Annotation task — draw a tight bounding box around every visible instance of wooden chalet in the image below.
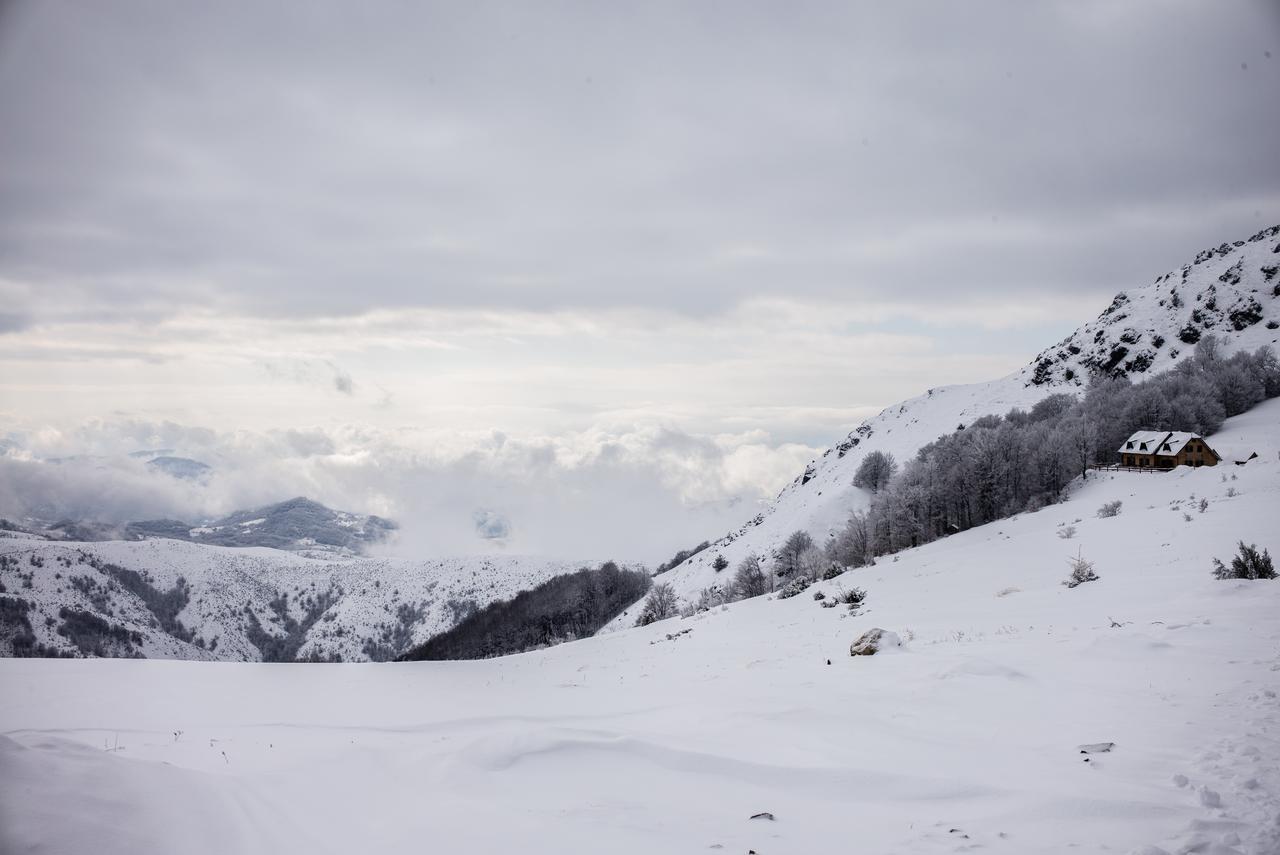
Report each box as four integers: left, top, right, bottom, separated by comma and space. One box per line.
1117, 431, 1221, 470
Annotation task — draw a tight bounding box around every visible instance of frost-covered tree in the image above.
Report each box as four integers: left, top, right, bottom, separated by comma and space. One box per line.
728, 555, 768, 600
635, 582, 678, 626
694, 585, 727, 612
1214, 362, 1265, 417
853, 450, 898, 493
1121, 386, 1174, 432
1029, 393, 1075, 423
796, 546, 826, 581
826, 512, 871, 568
775, 530, 814, 577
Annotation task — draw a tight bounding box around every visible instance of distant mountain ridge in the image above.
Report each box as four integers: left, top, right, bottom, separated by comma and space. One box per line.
127, 496, 398, 555
145, 456, 211, 481
7, 497, 398, 557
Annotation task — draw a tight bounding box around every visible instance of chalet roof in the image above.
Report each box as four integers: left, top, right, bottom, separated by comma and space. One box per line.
1117, 430, 1219, 458
1156, 432, 1199, 456
1118, 431, 1170, 455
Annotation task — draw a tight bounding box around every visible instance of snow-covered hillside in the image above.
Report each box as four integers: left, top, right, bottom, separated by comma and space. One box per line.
3, 398, 1278, 855
0, 535, 597, 662
648, 225, 1280, 604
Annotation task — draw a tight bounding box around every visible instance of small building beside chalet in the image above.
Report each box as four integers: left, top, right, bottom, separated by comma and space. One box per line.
1117, 431, 1221, 469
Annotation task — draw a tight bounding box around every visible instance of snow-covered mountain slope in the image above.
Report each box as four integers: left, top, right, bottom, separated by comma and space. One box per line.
10, 496, 398, 556
0, 535, 596, 662
646, 224, 1280, 605
3, 399, 1277, 855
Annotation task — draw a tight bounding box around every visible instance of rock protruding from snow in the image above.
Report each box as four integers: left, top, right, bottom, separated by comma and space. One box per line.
849, 628, 902, 656
1022, 224, 1280, 389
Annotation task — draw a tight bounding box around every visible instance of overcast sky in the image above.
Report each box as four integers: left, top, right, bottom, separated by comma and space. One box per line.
0, 1, 1277, 558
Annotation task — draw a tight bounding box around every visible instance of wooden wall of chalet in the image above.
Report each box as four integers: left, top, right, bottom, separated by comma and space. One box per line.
1172, 439, 1219, 467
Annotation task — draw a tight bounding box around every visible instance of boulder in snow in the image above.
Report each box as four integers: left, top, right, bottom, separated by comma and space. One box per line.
849, 628, 902, 656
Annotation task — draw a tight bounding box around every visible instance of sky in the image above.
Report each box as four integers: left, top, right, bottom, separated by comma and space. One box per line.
0, 1, 1278, 561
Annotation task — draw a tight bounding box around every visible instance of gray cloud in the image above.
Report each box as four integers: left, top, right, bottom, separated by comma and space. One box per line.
0, 311, 30, 334
2, 2, 1278, 559
329, 364, 355, 396
1, 1, 1277, 327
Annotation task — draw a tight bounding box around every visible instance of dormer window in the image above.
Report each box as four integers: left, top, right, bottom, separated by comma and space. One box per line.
1126, 441, 1134, 449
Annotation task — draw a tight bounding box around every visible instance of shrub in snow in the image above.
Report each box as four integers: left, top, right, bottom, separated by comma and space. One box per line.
635, 582, 678, 626
776, 576, 812, 599
711, 554, 729, 573
1226, 487, 1238, 498
837, 587, 866, 610
694, 586, 726, 613
1057, 526, 1077, 540
812, 590, 825, 601
820, 564, 844, 580
849, 628, 901, 656
1199, 498, 1209, 513
1096, 501, 1122, 519
1211, 542, 1276, 580
1063, 549, 1099, 588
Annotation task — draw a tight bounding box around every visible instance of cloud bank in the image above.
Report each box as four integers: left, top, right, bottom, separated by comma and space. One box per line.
0, 419, 819, 563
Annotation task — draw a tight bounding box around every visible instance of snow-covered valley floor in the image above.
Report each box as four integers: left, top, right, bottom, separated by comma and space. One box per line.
3, 402, 1280, 855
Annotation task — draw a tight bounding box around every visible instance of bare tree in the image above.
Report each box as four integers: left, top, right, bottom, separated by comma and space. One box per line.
635, 582, 678, 626
728, 555, 768, 600
775, 530, 814, 577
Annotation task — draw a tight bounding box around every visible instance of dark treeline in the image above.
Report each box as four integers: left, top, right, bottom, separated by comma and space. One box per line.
653, 540, 712, 574
401, 562, 651, 660
828, 339, 1280, 566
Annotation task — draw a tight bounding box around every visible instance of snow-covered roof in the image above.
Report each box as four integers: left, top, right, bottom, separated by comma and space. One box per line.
1118, 431, 1170, 454
1118, 430, 1215, 457
1156, 432, 1198, 456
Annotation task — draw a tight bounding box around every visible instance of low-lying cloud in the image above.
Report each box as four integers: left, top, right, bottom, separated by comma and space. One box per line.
0, 419, 820, 563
